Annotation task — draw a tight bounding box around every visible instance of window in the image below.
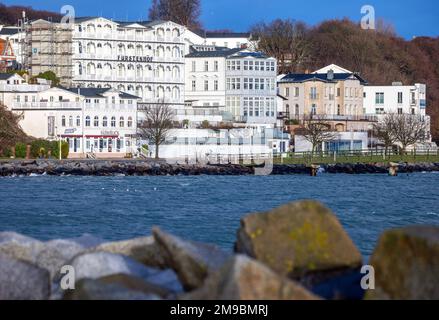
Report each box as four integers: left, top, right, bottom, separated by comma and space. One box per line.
204, 80, 209, 91
85, 116, 90, 127
102, 116, 108, 127
295, 104, 299, 115
398, 92, 403, 104
192, 80, 196, 91
214, 61, 218, 72
337, 104, 341, 115
375, 92, 384, 104
69, 116, 73, 127
295, 87, 299, 97
119, 117, 125, 127
76, 116, 81, 127
191, 61, 196, 72
127, 117, 133, 128
204, 61, 209, 72
111, 116, 116, 127
94, 116, 99, 127
311, 104, 317, 115
398, 108, 403, 114
61, 116, 66, 127
285, 88, 290, 97
310, 87, 318, 100
214, 80, 218, 91
337, 88, 341, 97
244, 61, 248, 71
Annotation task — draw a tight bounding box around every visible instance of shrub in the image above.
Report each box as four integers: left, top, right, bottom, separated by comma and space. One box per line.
50, 141, 69, 159
30, 140, 51, 158
201, 120, 210, 129
15, 142, 27, 158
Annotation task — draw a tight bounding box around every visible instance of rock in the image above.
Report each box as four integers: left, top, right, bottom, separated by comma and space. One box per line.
51, 251, 183, 299
153, 227, 230, 290
66, 252, 159, 282
91, 236, 166, 268
63, 277, 161, 300
182, 255, 320, 300
366, 226, 439, 300
0, 253, 50, 300
236, 201, 362, 278
36, 239, 86, 279
0, 232, 45, 263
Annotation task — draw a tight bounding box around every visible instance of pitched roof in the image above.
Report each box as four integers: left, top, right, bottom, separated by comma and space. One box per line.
205, 32, 250, 39
279, 73, 368, 85
63, 87, 140, 99
0, 28, 20, 36
185, 47, 243, 58
0, 73, 14, 80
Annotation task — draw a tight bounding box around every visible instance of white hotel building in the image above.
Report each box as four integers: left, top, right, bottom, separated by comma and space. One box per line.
26, 17, 186, 108
8, 85, 139, 157
185, 46, 278, 124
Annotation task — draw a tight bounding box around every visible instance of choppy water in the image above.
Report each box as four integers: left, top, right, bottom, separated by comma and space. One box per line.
1, 173, 438, 260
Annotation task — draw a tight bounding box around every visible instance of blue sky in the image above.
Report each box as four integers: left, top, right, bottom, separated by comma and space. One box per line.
3, 0, 438, 39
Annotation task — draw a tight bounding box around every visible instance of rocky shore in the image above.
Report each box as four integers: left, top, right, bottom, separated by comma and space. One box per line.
1, 159, 439, 176
0, 200, 438, 300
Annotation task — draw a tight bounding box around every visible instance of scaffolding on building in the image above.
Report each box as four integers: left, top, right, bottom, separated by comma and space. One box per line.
21, 15, 74, 86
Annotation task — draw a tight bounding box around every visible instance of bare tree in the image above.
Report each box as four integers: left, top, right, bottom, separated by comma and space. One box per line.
148, 0, 160, 21
250, 19, 311, 74
393, 113, 427, 154
372, 113, 398, 155
299, 115, 337, 156
138, 102, 175, 159
0, 103, 27, 154
148, 0, 202, 29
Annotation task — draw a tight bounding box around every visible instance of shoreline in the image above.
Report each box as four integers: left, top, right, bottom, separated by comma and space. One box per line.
1, 159, 439, 176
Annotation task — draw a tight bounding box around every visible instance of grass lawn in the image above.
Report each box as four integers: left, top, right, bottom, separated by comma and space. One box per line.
274, 154, 439, 165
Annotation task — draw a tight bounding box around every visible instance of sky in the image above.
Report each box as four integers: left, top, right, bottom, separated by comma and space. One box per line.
2, 0, 439, 39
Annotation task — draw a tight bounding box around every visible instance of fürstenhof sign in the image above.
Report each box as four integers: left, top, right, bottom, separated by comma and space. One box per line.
117, 55, 153, 63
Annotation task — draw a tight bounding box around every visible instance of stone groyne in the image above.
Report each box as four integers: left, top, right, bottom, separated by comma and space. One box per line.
1, 200, 438, 300
0, 159, 439, 176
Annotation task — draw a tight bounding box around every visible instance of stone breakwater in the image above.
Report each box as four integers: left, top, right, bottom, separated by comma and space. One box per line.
1, 159, 439, 176
0, 200, 438, 300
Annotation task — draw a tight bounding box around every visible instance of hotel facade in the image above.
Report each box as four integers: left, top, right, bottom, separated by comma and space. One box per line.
25, 17, 186, 108
185, 46, 278, 124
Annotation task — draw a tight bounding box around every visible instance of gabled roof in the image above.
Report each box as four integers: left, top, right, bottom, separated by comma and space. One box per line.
205, 32, 250, 39
64, 87, 140, 99
0, 73, 15, 80
313, 64, 353, 74
185, 47, 243, 58
279, 73, 368, 85
0, 28, 20, 36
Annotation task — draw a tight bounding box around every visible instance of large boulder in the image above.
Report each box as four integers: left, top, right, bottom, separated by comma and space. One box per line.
51, 251, 183, 299
36, 239, 86, 279
366, 226, 439, 300
0, 232, 45, 263
91, 236, 166, 268
153, 227, 230, 291
0, 253, 50, 300
63, 277, 161, 300
236, 201, 362, 278
182, 255, 320, 300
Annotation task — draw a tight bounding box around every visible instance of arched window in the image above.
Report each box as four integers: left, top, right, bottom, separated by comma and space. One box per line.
172, 28, 180, 38
127, 117, 133, 128
102, 116, 108, 127
85, 116, 91, 127
76, 116, 81, 127
69, 116, 73, 127
119, 117, 125, 127
111, 116, 116, 127
61, 115, 66, 127
94, 116, 99, 127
